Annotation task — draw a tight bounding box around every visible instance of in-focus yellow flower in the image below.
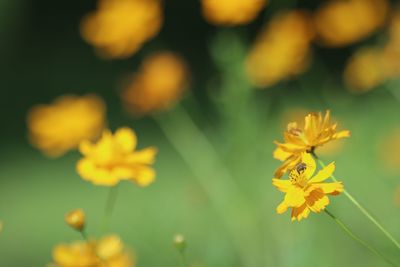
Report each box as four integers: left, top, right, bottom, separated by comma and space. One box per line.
77, 127, 157, 186
273, 110, 350, 178
245, 10, 314, 88
80, 0, 163, 59
52, 235, 134, 267
121, 51, 189, 116
201, 0, 267, 26
272, 152, 344, 221
65, 209, 85, 231
314, 0, 388, 47
27, 94, 106, 157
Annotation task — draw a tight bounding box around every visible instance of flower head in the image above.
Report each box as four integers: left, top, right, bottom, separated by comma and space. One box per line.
76, 127, 157, 186
121, 51, 189, 116
27, 94, 106, 157
274, 110, 350, 178
65, 209, 85, 231
314, 0, 388, 47
80, 0, 163, 59
52, 235, 134, 267
245, 10, 314, 88
272, 152, 344, 221
201, 0, 267, 26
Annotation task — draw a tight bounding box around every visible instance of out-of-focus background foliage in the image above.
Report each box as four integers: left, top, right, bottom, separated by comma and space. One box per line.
1, 0, 400, 266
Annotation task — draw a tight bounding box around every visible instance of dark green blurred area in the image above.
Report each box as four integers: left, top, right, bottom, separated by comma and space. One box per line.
1, 1, 400, 267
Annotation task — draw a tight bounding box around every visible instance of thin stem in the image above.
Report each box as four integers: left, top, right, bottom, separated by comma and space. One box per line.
80, 229, 89, 241
153, 105, 263, 267
325, 209, 397, 267
177, 251, 188, 267
313, 153, 400, 252
101, 185, 119, 233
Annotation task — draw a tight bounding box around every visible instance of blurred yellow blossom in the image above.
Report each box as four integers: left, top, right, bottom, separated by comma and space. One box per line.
65, 209, 85, 231
274, 110, 350, 178
273, 152, 343, 221
121, 51, 189, 115
27, 94, 106, 157
314, 0, 388, 47
52, 235, 134, 267
201, 0, 267, 26
77, 127, 157, 186
245, 10, 314, 88
378, 128, 400, 173
344, 47, 387, 93
80, 0, 163, 59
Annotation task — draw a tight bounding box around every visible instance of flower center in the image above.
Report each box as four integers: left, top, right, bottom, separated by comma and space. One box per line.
289, 163, 308, 187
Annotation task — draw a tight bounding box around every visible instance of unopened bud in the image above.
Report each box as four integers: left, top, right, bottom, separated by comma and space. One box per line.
173, 234, 186, 253
65, 209, 85, 231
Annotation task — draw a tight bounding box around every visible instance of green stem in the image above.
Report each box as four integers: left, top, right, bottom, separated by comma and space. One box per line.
154, 105, 263, 267
325, 209, 397, 267
101, 185, 119, 233
313, 153, 400, 252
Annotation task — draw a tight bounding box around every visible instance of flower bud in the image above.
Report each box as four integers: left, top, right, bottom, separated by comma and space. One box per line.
65, 209, 85, 231
173, 234, 186, 253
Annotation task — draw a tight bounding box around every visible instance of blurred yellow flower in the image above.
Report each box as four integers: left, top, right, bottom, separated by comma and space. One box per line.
121, 51, 189, 116
378, 128, 400, 173
80, 0, 163, 59
272, 152, 343, 221
245, 10, 314, 88
65, 209, 85, 231
27, 94, 106, 157
344, 47, 387, 93
77, 127, 157, 186
273, 110, 350, 178
314, 0, 388, 47
201, 0, 267, 26
52, 235, 134, 267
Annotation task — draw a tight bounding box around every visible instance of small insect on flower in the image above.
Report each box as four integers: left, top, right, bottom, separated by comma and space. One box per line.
76, 127, 157, 187
273, 110, 350, 178
272, 152, 344, 221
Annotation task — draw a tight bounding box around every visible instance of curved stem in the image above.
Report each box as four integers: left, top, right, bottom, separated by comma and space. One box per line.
313, 153, 400, 252
101, 185, 119, 233
325, 209, 397, 267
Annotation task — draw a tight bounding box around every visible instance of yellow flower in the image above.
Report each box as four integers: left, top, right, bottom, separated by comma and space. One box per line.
314, 0, 388, 47
27, 94, 106, 157
272, 152, 344, 221
245, 10, 314, 88
344, 47, 387, 93
65, 209, 85, 231
121, 51, 189, 116
52, 235, 134, 267
77, 127, 157, 186
201, 0, 267, 26
80, 0, 163, 59
273, 111, 350, 178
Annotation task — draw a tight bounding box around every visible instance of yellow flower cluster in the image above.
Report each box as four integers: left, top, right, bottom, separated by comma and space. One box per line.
201, 0, 267, 26
245, 10, 314, 88
52, 235, 134, 267
273, 153, 343, 221
344, 11, 400, 92
77, 127, 157, 186
272, 111, 349, 221
80, 0, 163, 59
314, 0, 388, 47
27, 94, 106, 157
273, 110, 350, 178
121, 51, 189, 116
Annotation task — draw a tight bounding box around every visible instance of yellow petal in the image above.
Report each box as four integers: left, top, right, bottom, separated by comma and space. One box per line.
291, 203, 310, 222
314, 182, 344, 195
274, 154, 301, 178
334, 130, 351, 139
79, 140, 94, 156
308, 161, 335, 183
301, 152, 316, 178
272, 178, 291, 193
273, 147, 292, 161
284, 186, 305, 207
114, 127, 137, 152
76, 159, 120, 186
127, 147, 158, 164
131, 166, 156, 187
277, 201, 288, 214
306, 189, 330, 212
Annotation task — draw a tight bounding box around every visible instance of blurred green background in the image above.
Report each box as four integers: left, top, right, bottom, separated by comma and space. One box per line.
1, 0, 400, 267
